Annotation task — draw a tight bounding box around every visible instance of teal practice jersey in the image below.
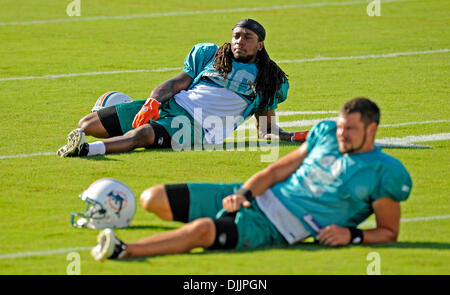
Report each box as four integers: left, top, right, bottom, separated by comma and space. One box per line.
182, 43, 289, 117
269, 120, 413, 237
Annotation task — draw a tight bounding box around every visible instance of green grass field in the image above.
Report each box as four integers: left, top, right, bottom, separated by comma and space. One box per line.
0, 0, 449, 275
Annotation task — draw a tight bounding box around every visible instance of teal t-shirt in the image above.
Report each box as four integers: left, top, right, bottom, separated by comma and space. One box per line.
182, 43, 289, 117
269, 120, 413, 236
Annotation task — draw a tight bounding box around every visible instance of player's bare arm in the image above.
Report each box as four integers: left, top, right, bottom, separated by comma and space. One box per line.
150, 71, 193, 103
316, 197, 400, 246
132, 72, 194, 128
361, 197, 400, 243
254, 110, 293, 141
223, 142, 309, 212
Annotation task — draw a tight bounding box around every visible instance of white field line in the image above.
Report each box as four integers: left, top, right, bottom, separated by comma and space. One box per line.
0, 67, 183, 82
237, 118, 450, 130
279, 117, 338, 128
234, 132, 450, 146
375, 133, 450, 145
0, 0, 408, 27
276, 49, 450, 64
279, 118, 450, 129
380, 120, 450, 127
0, 247, 92, 260
1, 49, 448, 82
277, 111, 339, 116
0, 152, 54, 159
1, 213, 449, 260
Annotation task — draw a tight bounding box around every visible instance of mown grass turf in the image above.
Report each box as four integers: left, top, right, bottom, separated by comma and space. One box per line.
0, 0, 448, 275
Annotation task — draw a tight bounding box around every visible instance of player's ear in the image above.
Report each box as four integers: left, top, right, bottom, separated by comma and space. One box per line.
258, 41, 264, 51
367, 122, 378, 138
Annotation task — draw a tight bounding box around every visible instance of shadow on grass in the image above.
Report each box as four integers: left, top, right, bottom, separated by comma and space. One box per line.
127, 224, 179, 231
77, 155, 121, 161
76, 140, 302, 161
188, 241, 450, 257
110, 241, 450, 264
363, 241, 450, 250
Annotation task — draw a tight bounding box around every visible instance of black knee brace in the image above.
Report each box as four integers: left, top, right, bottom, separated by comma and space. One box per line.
209, 213, 238, 250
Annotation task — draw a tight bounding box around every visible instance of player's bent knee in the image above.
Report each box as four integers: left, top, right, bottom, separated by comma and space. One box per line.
188, 218, 216, 247
140, 185, 173, 220
77, 115, 91, 130
131, 125, 155, 148
77, 113, 109, 137
139, 186, 162, 211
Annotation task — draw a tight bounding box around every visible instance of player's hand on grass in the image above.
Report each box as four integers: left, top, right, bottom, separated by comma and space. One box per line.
132, 98, 161, 128
223, 194, 251, 213
316, 225, 351, 247
260, 131, 309, 142
263, 133, 280, 141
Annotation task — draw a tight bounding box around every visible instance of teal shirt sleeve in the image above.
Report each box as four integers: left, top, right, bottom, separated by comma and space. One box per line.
183, 43, 219, 78
306, 121, 337, 153
373, 157, 413, 202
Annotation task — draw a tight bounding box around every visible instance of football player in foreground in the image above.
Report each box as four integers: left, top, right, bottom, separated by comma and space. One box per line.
57, 19, 307, 158
91, 98, 412, 261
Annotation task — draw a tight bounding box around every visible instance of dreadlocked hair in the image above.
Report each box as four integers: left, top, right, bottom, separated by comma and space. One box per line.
213, 42, 288, 111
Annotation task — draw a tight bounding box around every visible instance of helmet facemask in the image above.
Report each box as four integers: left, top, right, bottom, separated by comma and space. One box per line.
71, 196, 108, 229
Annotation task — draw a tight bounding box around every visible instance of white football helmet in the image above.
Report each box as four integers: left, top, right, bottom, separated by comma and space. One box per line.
91, 91, 133, 112
71, 178, 136, 229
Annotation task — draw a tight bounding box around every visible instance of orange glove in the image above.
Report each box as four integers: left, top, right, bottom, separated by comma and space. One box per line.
291, 131, 309, 142
132, 98, 161, 128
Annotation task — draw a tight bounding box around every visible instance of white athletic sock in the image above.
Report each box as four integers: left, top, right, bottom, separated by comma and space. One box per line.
87, 141, 106, 156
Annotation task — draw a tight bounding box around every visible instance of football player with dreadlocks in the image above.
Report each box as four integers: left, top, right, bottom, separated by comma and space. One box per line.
57, 19, 308, 157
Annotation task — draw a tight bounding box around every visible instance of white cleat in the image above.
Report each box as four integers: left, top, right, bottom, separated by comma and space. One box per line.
91, 229, 126, 261
57, 128, 86, 157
